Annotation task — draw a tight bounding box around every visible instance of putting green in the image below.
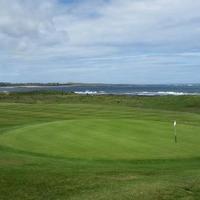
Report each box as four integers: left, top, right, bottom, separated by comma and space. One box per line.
0, 119, 200, 160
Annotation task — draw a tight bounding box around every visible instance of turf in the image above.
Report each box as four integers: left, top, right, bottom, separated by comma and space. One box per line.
0, 94, 200, 200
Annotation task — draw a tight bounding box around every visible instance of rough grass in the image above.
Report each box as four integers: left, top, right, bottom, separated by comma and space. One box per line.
0, 94, 200, 200
1, 92, 200, 113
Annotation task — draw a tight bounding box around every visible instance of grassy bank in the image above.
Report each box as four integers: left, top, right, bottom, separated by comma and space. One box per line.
1, 92, 200, 113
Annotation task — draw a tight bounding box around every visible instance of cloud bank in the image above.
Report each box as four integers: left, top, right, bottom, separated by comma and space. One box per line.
0, 0, 200, 83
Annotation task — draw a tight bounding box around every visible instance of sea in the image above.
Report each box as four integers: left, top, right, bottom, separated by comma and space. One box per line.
1, 84, 200, 96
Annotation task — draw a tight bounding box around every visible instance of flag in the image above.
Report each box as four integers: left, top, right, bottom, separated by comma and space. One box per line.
174, 121, 176, 127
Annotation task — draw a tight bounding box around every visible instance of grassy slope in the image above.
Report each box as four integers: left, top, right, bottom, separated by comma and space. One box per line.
0, 93, 200, 200
1, 92, 200, 113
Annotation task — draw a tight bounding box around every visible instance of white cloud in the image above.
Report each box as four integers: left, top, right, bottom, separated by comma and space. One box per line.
1, 0, 200, 56
0, 0, 200, 83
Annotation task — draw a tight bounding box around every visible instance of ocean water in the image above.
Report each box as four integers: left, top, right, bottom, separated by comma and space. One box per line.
0, 84, 200, 96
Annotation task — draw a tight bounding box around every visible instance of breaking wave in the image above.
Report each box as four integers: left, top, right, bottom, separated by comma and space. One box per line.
74, 90, 199, 96
74, 90, 105, 95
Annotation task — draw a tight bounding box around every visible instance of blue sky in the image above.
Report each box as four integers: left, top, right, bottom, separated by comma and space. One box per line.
0, 0, 200, 84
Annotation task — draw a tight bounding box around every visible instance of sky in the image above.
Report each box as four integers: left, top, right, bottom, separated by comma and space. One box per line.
0, 0, 200, 84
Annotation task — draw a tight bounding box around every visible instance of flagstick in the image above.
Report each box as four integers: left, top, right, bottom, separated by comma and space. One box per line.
174, 125, 177, 143
174, 121, 177, 144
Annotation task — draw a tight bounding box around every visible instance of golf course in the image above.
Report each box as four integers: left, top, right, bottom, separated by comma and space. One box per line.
0, 93, 200, 200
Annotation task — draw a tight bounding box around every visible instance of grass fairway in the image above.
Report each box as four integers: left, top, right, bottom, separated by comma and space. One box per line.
0, 94, 200, 200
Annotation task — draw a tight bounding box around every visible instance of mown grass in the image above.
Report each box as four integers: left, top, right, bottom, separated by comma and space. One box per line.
0, 93, 200, 200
